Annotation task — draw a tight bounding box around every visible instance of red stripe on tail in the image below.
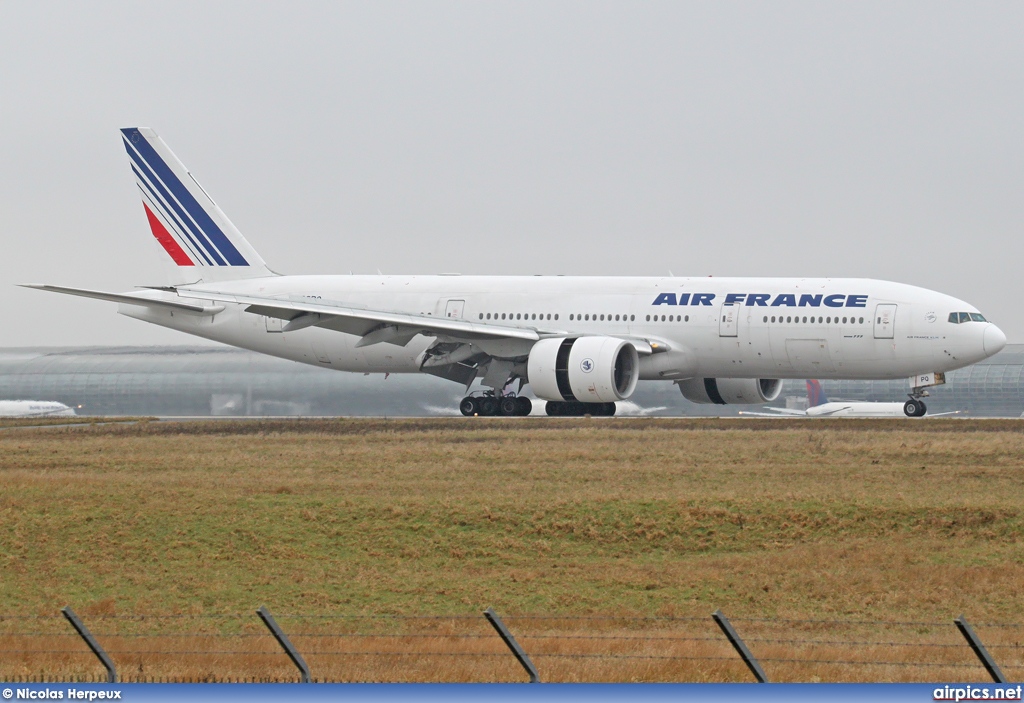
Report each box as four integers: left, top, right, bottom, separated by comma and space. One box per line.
143, 203, 194, 266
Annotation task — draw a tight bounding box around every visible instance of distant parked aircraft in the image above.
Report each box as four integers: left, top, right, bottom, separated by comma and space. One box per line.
0, 400, 77, 418
740, 380, 960, 418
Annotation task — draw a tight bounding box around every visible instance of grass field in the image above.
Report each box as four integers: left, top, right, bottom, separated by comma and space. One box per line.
1, 418, 1022, 682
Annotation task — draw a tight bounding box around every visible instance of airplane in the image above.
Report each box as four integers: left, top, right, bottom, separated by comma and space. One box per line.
0, 400, 77, 418
24, 128, 1008, 417
740, 379, 960, 418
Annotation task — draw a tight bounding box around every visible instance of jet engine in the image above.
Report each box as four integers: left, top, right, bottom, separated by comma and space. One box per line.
677, 378, 783, 404
528, 337, 640, 403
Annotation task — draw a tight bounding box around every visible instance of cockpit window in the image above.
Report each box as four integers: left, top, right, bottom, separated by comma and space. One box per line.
949, 312, 988, 324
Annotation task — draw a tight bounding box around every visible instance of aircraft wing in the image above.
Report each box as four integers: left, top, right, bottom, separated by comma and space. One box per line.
811, 405, 854, 416
737, 409, 806, 417
27, 283, 669, 355
173, 287, 544, 345
738, 407, 806, 416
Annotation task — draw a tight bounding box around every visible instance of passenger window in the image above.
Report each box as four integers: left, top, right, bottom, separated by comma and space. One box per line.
630, 315, 635, 321
685, 315, 689, 322
771, 316, 776, 323
859, 317, 864, 324
554, 314, 559, 320
763, 316, 768, 323
827, 317, 832, 324
661, 315, 666, 322
786, 316, 791, 323
501, 313, 506, 320
842, 317, 847, 323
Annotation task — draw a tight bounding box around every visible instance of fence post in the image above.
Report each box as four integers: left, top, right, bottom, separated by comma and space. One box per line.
712, 609, 768, 683
61, 606, 116, 683
954, 616, 1007, 684
483, 608, 540, 683
256, 606, 311, 683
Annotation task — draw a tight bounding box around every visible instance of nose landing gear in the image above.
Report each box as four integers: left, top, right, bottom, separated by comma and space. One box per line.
903, 398, 927, 417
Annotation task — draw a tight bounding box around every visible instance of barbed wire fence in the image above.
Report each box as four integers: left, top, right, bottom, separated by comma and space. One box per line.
1, 608, 1020, 684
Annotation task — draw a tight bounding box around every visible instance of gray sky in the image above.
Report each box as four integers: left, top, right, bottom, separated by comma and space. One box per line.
3, 1, 1023, 345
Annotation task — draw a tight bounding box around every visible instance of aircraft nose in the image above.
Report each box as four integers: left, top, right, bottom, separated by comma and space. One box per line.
984, 324, 1007, 356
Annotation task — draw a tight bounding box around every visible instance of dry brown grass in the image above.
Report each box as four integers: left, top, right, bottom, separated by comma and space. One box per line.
1, 418, 1022, 682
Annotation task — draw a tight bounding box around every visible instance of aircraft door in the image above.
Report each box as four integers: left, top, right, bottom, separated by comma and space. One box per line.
874, 304, 897, 339
444, 299, 465, 319
719, 302, 739, 337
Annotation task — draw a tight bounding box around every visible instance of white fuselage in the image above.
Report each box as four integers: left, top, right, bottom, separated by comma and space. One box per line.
117, 275, 1003, 384
0, 401, 76, 418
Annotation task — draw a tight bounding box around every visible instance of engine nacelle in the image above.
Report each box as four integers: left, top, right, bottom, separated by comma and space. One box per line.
677, 378, 783, 404
528, 337, 640, 403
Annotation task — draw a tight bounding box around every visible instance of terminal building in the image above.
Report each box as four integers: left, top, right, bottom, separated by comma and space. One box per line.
0, 345, 1022, 417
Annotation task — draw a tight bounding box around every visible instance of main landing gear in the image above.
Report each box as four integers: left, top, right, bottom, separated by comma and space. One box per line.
460, 392, 533, 417
545, 401, 616, 417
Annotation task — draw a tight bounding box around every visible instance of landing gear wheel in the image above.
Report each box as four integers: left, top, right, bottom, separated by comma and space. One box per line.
499, 397, 519, 416
516, 397, 533, 416
459, 397, 478, 416
478, 397, 498, 416
915, 400, 927, 417
545, 401, 561, 416
903, 399, 920, 417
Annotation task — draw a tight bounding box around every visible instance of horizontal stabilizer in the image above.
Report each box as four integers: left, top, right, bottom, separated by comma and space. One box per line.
21, 284, 222, 313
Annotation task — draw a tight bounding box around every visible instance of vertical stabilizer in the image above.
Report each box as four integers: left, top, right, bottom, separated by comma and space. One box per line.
806, 379, 828, 407
121, 127, 274, 284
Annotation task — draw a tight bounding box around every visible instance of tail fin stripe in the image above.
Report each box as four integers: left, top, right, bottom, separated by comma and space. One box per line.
142, 203, 194, 266
124, 139, 226, 265
136, 182, 209, 266
132, 164, 214, 266
122, 133, 233, 265
121, 130, 248, 265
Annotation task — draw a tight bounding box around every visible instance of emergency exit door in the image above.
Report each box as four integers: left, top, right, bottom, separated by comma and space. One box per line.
444, 299, 465, 319
874, 304, 897, 339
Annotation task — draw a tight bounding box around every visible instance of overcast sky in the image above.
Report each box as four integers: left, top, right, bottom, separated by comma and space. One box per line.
2, 1, 1022, 346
